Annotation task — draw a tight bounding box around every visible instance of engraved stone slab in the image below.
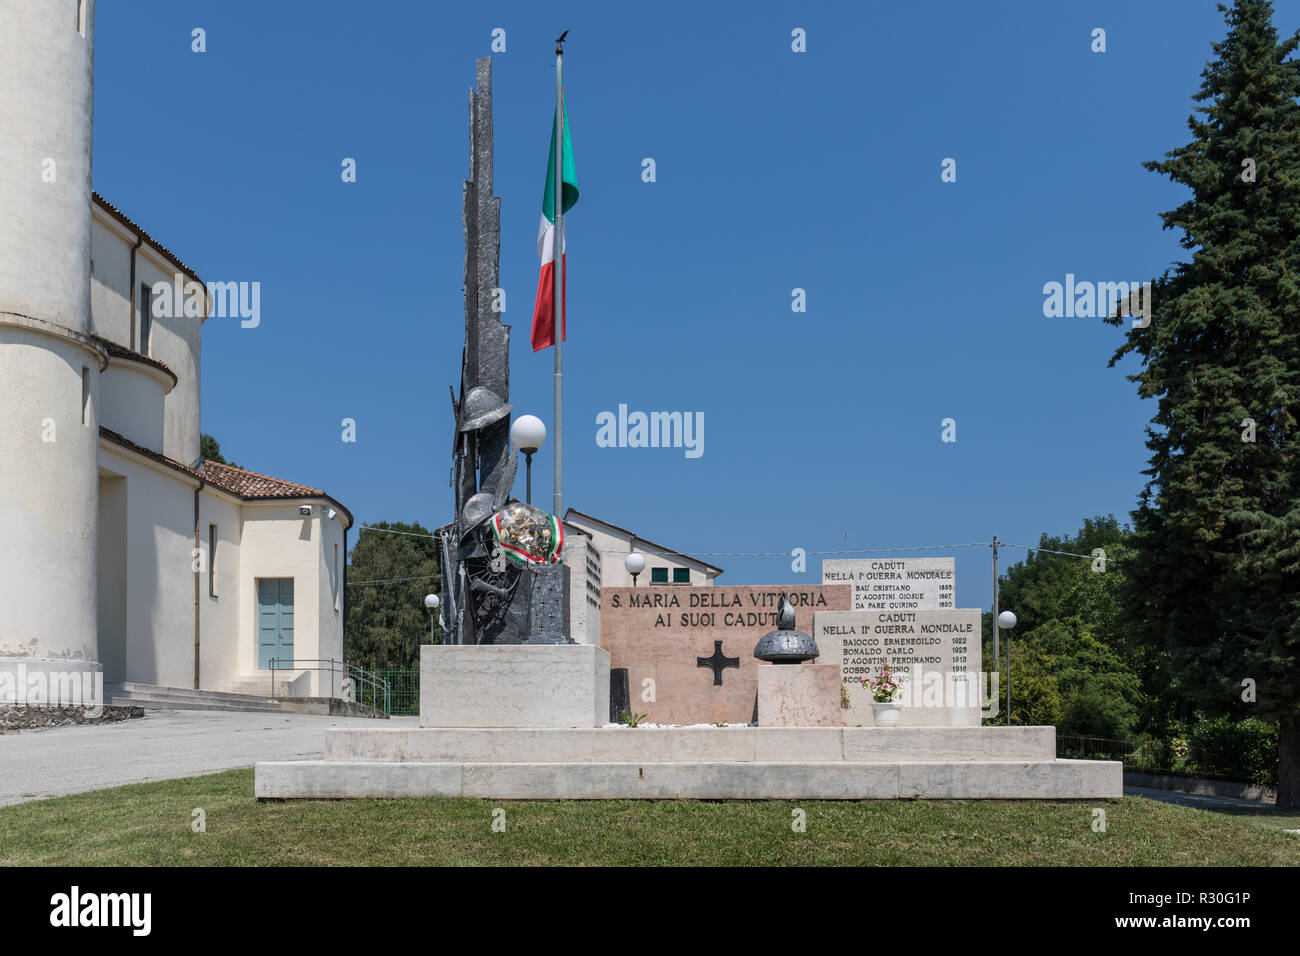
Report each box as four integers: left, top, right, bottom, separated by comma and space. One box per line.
814, 608, 984, 727
822, 557, 956, 611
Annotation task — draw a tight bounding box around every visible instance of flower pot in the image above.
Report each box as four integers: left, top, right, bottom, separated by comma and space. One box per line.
871, 701, 902, 727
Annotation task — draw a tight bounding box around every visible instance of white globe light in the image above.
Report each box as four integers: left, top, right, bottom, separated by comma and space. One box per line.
997, 610, 1017, 630
624, 553, 646, 576
511, 415, 547, 453
424, 594, 440, 609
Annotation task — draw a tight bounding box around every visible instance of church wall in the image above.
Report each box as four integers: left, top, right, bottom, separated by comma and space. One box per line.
198, 490, 243, 692
98, 360, 168, 451
99, 444, 200, 688
89, 216, 131, 345
134, 255, 201, 467
238, 504, 346, 697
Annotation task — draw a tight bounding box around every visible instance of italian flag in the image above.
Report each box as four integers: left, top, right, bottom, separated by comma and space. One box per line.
530, 99, 579, 351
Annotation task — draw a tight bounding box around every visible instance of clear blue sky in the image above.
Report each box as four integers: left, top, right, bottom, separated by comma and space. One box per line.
90, 0, 1300, 612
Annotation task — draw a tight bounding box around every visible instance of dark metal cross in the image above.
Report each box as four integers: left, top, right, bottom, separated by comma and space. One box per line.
697, 641, 739, 686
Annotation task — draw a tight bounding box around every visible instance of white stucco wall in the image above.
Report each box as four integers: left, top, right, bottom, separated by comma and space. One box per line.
565, 517, 718, 588
0, 1, 99, 669
0, 330, 100, 662
89, 211, 203, 466
98, 444, 197, 687
0, 0, 95, 336
98, 360, 169, 451
198, 489, 242, 692
237, 504, 347, 698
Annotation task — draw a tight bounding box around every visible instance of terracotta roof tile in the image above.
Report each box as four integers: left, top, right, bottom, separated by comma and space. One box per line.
89, 333, 178, 386
97, 428, 351, 526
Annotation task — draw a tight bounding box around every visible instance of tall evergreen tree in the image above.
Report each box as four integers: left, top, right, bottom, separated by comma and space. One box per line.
1107, 1, 1300, 807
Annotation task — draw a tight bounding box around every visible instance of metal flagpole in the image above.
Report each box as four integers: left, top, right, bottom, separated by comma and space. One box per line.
552, 37, 565, 519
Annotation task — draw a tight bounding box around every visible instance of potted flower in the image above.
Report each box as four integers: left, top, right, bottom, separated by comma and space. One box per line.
862, 665, 902, 727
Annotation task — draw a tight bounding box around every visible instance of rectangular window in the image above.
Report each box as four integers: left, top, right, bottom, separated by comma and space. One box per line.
208, 524, 218, 597
80, 366, 90, 426
333, 542, 340, 612
138, 282, 152, 355
650, 567, 668, 585
673, 567, 691, 584
77, 1, 87, 37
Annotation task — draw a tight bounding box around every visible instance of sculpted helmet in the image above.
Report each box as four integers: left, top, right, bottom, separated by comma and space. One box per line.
458, 492, 496, 543
459, 387, 513, 432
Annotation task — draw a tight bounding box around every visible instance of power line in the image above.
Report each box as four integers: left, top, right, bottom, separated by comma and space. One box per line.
347, 574, 437, 586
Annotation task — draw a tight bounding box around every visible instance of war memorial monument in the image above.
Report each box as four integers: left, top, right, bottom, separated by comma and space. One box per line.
254, 58, 1122, 801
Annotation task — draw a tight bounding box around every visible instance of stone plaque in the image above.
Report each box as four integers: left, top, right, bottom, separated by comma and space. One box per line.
814, 608, 984, 727
600, 585, 851, 725
821, 557, 956, 611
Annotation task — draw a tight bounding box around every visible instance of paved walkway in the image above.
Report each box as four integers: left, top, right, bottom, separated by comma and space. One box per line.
1124, 784, 1275, 812
0, 710, 418, 807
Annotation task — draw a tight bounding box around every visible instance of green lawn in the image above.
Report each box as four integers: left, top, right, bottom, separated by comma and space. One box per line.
0, 769, 1296, 866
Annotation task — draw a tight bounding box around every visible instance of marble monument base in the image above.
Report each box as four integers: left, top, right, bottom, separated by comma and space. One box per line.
756, 663, 841, 727
255, 725, 1124, 800
418, 643, 609, 729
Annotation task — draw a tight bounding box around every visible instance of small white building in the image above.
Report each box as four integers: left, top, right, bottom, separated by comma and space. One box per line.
564, 509, 723, 588
0, 2, 351, 701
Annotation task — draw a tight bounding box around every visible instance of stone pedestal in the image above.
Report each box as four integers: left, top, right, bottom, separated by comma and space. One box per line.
756, 663, 841, 727
419, 644, 610, 728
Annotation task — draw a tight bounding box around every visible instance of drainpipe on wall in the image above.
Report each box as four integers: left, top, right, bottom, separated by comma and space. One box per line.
127, 235, 143, 349
341, 524, 348, 687
194, 477, 205, 689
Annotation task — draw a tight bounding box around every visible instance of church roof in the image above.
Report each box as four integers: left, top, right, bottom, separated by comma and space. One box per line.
97, 427, 352, 526
563, 508, 725, 575
92, 192, 204, 286
89, 334, 178, 387
202, 461, 354, 525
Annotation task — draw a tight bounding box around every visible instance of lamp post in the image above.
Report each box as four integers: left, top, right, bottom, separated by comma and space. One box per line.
997, 610, 1017, 725
625, 552, 645, 587
424, 593, 440, 644
511, 415, 547, 506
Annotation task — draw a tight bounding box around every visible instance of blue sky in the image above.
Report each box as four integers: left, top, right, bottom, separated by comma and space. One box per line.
91, 0, 1300, 611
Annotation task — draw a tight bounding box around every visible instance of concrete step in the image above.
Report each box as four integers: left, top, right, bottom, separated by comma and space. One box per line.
108, 695, 286, 714
255, 758, 1124, 800
323, 726, 1059, 764
106, 682, 284, 706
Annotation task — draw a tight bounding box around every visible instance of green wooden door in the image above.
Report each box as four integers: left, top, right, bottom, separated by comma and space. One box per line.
257, 578, 294, 668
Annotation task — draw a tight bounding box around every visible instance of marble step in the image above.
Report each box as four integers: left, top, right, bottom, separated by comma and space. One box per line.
322, 726, 1058, 764
255, 757, 1123, 800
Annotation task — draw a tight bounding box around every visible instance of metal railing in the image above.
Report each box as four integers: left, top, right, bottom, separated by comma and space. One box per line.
1056, 734, 1209, 777
268, 658, 391, 714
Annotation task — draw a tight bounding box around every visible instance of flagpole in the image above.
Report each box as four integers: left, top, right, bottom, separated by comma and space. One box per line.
552, 36, 565, 519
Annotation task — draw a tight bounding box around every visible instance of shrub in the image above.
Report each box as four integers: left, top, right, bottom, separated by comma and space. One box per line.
1187, 715, 1278, 786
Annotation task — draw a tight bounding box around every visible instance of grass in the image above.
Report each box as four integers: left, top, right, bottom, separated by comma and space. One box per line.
1, 769, 1298, 866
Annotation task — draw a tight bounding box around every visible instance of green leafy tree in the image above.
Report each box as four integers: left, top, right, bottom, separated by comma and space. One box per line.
345, 521, 440, 671
199, 433, 240, 469
1105, 1, 1300, 807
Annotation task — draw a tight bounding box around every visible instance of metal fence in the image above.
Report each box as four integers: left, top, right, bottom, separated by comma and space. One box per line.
1056, 734, 1209, 777
372, 669, 419, 716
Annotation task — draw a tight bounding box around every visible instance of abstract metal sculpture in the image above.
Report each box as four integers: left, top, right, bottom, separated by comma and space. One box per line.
437, 57, 561, 646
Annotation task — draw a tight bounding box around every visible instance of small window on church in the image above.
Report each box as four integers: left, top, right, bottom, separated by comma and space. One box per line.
138, 283, 152, 355
81, 366, 90, 426
77, 1, 87, 37
673, 568, 690, 584
209, 524, 218, 597
650, 567, 668, 584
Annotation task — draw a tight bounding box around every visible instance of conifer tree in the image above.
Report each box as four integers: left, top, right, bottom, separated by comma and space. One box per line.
1107, 0, 1300, 807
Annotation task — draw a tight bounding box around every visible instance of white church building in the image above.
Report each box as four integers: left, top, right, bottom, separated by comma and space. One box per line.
0, 1, 351, 702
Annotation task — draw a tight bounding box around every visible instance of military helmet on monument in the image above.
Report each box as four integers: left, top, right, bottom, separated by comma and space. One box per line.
458, 386, 513, 432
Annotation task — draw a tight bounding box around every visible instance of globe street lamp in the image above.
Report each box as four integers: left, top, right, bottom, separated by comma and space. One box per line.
625, 552, 646, 587
424, 593, 441, 644
511, 415, 547, 506
997, 610, 1017, 725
